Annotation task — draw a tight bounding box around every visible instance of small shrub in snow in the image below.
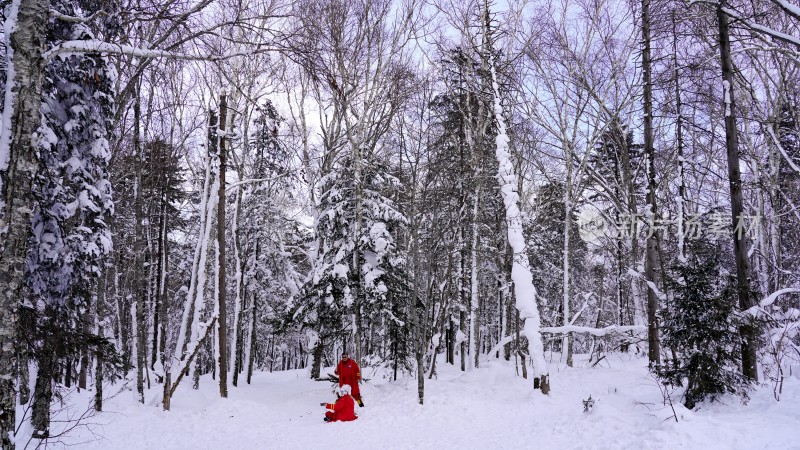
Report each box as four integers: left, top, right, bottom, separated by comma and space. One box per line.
582, 395, 594, 413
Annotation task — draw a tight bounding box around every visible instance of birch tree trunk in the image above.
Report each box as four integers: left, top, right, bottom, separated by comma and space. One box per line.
615, 127, 639, 326
459, 212, 467, 372
189, 109, 221, 390
411, 183, 425, 404
352, 132, 364, 365
175, 134, 214, 363
485, 2, 547, 389
0, 1, 48, 445
562, 148, 573, 367
152, 182, 168, 375
642, 0, 662, 367
470, 182, 481, 369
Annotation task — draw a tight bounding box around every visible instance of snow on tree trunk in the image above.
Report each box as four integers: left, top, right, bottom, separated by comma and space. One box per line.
157, 190, 169, 376
175, 142, 214, 361
489, 59, 547, 384
410, 185, 425, 403
243, 289, 255, 383
212, 219, 222, 388
0, 0, 48, 445
470, 182, 480, 370
185, 110, 221, 388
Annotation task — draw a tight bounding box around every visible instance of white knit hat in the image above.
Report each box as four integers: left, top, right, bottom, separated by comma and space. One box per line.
339, 384, 352, 395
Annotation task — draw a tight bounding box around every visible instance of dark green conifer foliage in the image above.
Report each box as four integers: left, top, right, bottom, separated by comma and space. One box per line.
660, 240, 752, 409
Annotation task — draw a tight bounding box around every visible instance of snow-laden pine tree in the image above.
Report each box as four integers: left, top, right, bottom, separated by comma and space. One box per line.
660, 238, 752, 409
293, 153, 407, 378
25, 0, 120, 437
290, 0, 415, 374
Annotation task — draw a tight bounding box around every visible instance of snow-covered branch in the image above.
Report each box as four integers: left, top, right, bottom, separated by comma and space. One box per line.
719, 6, 800, 50
569, 294, 592, 326
770, 0, 800, 22
766, 126, 800, 174
49, 8, 109, 23
745, 288, 800, 316
43, 40, 276, 62
227, 175, 286, 190
628, 268, 667, 301
169, 316, 217, 398
540, 324, 647, 336
482, 335, 516, 363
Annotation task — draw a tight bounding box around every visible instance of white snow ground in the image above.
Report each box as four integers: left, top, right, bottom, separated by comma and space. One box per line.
38, 353, 800, 450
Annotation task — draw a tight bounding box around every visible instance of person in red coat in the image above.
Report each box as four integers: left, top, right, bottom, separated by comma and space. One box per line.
335, 351, 364, 406
321, 385, 358, 422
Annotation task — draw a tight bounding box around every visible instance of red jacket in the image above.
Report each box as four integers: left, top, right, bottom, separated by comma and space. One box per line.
335, 359, 361, 399
325, 395, 358, 422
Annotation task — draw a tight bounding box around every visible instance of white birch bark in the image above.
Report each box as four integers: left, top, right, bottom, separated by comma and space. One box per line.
562, 176, 573, 367
230, 185, 243, 381
489, 58, 547, 382
186, 175, 219, 379
469, 183, 480, 369
212, 221, 221, 384
0, 0, 48, 444
175, 155, 213, 361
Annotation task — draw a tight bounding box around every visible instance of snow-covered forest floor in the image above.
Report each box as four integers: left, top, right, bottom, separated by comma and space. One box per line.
30, 353, 799, 450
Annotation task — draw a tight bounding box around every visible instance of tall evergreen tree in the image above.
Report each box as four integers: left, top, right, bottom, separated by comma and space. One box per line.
26, 0, 121, 437
660, 239, 752, 409
292, 153, 407, 376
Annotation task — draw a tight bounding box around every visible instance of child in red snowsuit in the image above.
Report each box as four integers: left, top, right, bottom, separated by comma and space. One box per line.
321, 385, 358, 422
335, 351, 364, 407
